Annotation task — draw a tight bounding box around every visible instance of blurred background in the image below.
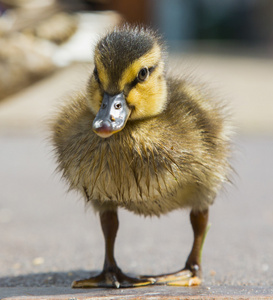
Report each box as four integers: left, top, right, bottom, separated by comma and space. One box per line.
0, 0, 273, 292
0, 0, 272, 132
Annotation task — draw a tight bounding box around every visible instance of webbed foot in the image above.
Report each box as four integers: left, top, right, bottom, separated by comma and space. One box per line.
72, 267, 155, 288
142, 269, 201, 286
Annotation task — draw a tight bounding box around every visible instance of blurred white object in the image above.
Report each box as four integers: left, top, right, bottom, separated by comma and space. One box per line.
0, 0, 55, 9
52, 12, 120, 66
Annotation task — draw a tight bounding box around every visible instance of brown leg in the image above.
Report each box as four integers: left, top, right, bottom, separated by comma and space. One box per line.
72, 210, 154, 288
142, 209, 209, 286
101, 210, 119, 272
185, 209, 209, 277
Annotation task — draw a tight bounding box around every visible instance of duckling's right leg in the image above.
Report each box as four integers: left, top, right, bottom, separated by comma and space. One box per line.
72, 210, 154, 288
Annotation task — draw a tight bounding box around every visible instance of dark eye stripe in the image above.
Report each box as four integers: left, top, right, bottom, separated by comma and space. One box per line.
148, 66, 156, 74
125, 64, 158, 92
126, 77, 139, 91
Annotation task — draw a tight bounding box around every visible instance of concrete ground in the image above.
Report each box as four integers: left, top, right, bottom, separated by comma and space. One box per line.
0, 50, 273, 299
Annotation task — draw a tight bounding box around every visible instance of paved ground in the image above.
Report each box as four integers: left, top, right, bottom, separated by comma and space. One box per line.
0, 52, 273, 299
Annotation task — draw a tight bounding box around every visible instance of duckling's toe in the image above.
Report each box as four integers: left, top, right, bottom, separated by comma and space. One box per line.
142, 269, 201, 287
72, 269, 155, 289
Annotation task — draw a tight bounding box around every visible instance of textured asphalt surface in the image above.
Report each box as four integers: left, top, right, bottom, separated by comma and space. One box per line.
0, 53, 273, 299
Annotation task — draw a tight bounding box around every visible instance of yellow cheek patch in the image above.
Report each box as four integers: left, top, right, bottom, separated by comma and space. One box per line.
127, 63, 167, 119
118, 43, 162, 90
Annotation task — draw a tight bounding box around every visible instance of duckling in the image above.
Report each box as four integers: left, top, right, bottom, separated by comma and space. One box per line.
52, 25, 231, 288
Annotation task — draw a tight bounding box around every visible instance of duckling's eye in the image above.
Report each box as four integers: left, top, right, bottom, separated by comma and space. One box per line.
137, 67, 149, 82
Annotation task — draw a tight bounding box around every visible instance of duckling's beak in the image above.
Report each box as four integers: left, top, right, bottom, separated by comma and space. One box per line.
92, 92, 131, 138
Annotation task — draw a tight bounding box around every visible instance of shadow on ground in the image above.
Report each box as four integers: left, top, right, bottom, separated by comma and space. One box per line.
0, 270, 96, 288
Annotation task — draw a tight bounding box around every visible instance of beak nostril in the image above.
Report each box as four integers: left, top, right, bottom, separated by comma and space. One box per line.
110, 115, 115, 122
114, 103, 122, 110
102, 103, 107, 109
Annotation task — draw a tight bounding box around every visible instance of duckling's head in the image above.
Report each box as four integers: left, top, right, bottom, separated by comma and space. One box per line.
88, 26, 167, 138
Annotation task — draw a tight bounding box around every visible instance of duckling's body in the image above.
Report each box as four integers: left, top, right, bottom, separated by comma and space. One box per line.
55, 79, 229, 216
52, 26, 231, 288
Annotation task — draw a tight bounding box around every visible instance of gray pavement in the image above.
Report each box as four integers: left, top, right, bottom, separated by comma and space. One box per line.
1, 54, 273, 299
1, 286, 273, 299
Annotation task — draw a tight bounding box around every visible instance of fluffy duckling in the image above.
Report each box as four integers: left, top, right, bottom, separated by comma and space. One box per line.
52, 25, 231, 288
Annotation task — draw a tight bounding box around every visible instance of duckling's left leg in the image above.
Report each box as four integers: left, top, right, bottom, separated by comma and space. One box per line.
143, 209, 209, 286
72, 210, 154, 288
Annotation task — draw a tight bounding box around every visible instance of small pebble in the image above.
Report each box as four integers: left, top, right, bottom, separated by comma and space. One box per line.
32, 257, 45, 265
13, 263, 21, 269
209, 270, 216, 276
262, 264, 269, 272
